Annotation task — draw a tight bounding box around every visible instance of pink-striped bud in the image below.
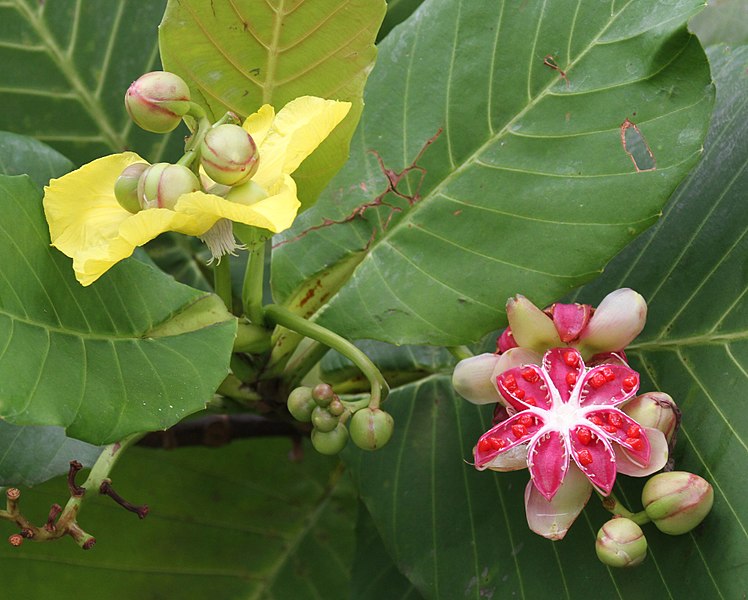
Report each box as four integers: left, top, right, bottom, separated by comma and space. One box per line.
125, 71, 190, 133
200, 124, 259, 186
596, 518, 647, 567
642, 472, 713, 535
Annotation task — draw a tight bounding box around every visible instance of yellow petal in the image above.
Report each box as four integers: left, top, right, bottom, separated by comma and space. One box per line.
242, 96, 351, 188
175, 174, 300, 234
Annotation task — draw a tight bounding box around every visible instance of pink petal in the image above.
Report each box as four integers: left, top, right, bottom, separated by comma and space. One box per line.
578, 363, 639, 407
542, 347, 584, 403
474, 412, 544, 470
549, 302, 592, 343
524, 464, 592, 540
496, 364, 552, 410
482, 443, 529, 472
568, 425, 617, 495
528, 430, 569, 500
587, 351, 628, 367
497, 327, 518, 353
615, 428, 669, 477
584, 408, 650, 467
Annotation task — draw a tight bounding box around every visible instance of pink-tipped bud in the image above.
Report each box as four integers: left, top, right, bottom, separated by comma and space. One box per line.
125, 71, 191, 133
114, 163, 148, 213
137, 163, 200, 210
452, 353, 502, 405
577, 288, 647, 357
349, 407, 394, 450
622, 392, 679, 443
595, 518, 647, 567
200, 124, 259, 186
506, 295, 561, 354
642, 472, 713, 535
546, 302, 592, 343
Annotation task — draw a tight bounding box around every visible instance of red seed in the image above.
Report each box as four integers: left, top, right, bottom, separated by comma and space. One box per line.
519, 414, 534, 427
504, 374, 518, 391
511, 424, 527, 439
602, 367, 615, 382
515, 388, 526, 400
521, 368, 539, 383
603, 424, 618, 434
566, 372, 578, 386
626, 437, 644, 451
623, 375, 637, 392
490, 437, 506, 450
608, 412, 623, 428
564, 350, 579, 367
478, 438, 492, 452
590, 372, 607, 388
577, 449, 594, 466
524, 397, 537, 407
576, 427, 592, 445
626, 425, 641, 438
589, 416, 604, 426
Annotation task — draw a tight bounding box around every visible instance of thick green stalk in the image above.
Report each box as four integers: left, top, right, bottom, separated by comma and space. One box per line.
243, 239, 267, 327
214, 256, 233, 311
598, 492, 650, 525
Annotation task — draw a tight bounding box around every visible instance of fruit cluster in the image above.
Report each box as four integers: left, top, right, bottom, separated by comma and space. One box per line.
287, 384, 394, 455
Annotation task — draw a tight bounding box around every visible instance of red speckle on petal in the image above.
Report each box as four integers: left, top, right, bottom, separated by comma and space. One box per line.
627, 425, 641, 438
576, 427, 592, 445
504, 374, 518, 391
602, 367, 615, 382
577, 449, 594, 466
515, 388, 526, 400
608, 412, 623, 428
511, 424, 527, 438
590, 373, 606, 388
626, 437, 644, 451
623, 375, 637, 392
521, 368, 539, 383
519, 414, 534, 427
566, 372, 578, 386
564, 350, 579, 367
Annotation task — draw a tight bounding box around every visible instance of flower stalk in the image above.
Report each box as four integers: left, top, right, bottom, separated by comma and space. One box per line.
598, 492, 650, 525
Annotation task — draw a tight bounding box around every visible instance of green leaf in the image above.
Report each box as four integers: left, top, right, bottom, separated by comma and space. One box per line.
378, 0, 425, 41
0, 421, 101, 487
342, 44, 748, 600
0, 175, 236, 444
145, 233, 213, 293
351, 502, 424, 600
0, 439, 356, 599
272, 0, 714, 346
690, 0, 748, 47
0, 131, 73, 187
159, 0, 386, 209
0, 0, 185, 164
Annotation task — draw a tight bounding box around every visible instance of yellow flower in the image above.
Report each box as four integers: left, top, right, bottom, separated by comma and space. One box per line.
43, 96, 351, 286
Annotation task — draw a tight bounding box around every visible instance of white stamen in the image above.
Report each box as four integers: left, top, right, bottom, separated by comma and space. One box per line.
200, 218, 246, 262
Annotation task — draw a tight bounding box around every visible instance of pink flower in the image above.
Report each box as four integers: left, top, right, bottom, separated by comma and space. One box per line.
474, 348, 668, 540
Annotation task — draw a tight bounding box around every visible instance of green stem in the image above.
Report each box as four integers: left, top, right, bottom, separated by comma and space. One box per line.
598, 492, 651, 525
448, 346, 474, 361
234, 320, 272, 354
214, 256, 233, 311
243, 239, 267, 327
264, 304, 389, 408
283, 339, 329, 389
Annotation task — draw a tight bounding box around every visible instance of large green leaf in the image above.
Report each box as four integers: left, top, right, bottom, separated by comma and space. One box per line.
0, 175, 236, 444
0, 421, 100, 487
0, 438, 356, 599
272, 0, 714, 346
159, 0, 385, 209
343, 44, 748, 599
0, 0, 184, 165
0, 131, 73, 187
690, 0, 748, 47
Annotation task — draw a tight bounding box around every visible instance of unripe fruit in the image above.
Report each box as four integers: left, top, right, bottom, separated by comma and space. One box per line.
328, 398, 345, 417
114, 163, 148, 213
349, 408, 394, 450
125, 71, 191, 133
137, 163, 200, 210
312, 384, 334, 408
642, 472, 713, 535
311, 406, 338, 433
595, 518, 647, 568
311, 424, 349, 455
200, 124, 259, 186
287, 387, 315, 422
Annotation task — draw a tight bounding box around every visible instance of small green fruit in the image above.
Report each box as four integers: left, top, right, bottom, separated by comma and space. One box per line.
114, 163, 148, 213
200, 124, 259, 186
312, 384, 334, 407
642, 472, 713, 535
311, 406, 338, 433
287, 387, 315, 423
328, 398, 345, 417
311, 424, 349, 455
595, 518, 647, 568
125, 71, 191, 133
349, 408, 394, 451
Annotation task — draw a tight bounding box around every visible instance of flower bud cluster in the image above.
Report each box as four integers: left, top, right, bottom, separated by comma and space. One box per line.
287, 384, 394, 455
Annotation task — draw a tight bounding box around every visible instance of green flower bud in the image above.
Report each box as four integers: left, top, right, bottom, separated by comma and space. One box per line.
312, 384, 334, 407
505, 295, 562, 354
595, 518, 647, 568
311, 424, 349, 455
125, 71, 191, 133
225, 180, 269, 206
200, 124, 259, 186
622, 392, 679, 443
328, 398, 345, 417
311, 406, 338, 433
137, 163, 200, 210
287, 387, 315, 422
114, 163, 148, 213
349, 407, 394, 451
642, 472, 713, 535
